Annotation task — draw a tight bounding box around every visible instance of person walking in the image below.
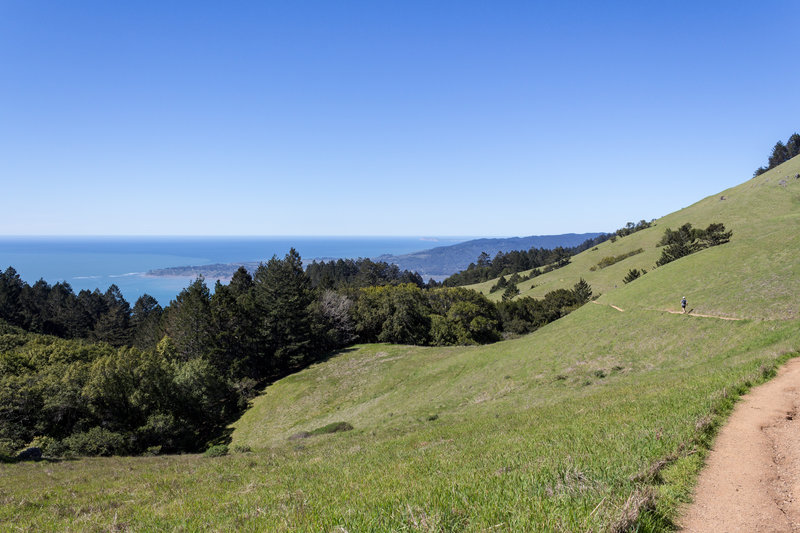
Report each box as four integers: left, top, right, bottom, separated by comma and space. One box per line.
681, 296, 687, 314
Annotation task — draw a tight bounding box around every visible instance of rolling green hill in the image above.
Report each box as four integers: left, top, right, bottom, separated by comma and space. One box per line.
3, 158, 800, 531
471, 156, 800, 323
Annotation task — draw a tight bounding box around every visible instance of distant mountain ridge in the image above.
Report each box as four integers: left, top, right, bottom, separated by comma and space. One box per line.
375, 233, 604, 279
145, 233, 604, 280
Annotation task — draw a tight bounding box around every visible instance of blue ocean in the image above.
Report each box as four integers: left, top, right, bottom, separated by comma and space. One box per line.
0, 236, 467, 305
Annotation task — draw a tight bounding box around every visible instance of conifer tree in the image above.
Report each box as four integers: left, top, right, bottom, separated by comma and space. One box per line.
164, 277, 214, 361
253, 249, 314, 375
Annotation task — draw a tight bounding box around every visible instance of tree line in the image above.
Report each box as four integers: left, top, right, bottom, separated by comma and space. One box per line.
443, 221, 656, 287
753, 132, 800, 177
0, 249, 594, 459
305, 257, 430, 289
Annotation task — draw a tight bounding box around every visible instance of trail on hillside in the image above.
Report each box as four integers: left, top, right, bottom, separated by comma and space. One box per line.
678, 357, 800, 532
591, 300, 745, 321
660, 308, 745, 321
591, 301, 625, 312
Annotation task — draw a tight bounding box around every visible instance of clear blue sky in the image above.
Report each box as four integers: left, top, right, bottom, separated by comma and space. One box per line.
2, 1, 798, 236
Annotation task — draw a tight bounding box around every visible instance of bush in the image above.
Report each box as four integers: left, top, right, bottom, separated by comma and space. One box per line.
656, 222, 732, 266
623, 268, 646, 284
27, 435, 64, 458
0, 439, 16, 463
595, 249, 644, 269
203, 444, 229, 457
63, 427, 128, 456
309, 422, 353, 436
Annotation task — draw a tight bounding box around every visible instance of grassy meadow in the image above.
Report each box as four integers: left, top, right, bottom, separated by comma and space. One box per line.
471, 155, 800, 323
3, 159, 800, 531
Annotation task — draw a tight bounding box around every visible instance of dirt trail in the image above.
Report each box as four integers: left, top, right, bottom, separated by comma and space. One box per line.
591, 301, 625, 312
591, 300, 744, 320
661, 308, 745, 321
677, 357, 800, 532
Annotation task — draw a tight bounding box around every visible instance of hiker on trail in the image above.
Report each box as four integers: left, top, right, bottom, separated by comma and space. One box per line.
681, 296, 687, 314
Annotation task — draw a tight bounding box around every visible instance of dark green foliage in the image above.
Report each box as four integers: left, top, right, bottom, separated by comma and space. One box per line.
697, 223, 733, 247
310, 289, 356, 351
753, 132, 799, 176
497, 282, 591, 335
253, 249, 315, 373
501, 283, 520, 301
130, 294, 163, 350
788, 133, 800, 159
353, 284, 431, 345
769, 141, 790, 169
309, 421, 353, 435
623, 268, 647, 284
352, 285, 501, 347
305, 258, 424, 289
0, 268, 161, 348
63, 427, 127, 457
443, 238, 606, 287
656, 222, 732, 266
164, 278, 214, 361
592, 249, 644, 270
0, 248, 591, 459
203, 444, 229, 457
573, 279, 592, 305
426, 287, 501, 345
614, 220, 654, 239
489, 275, 508, 293
210, 268, 259, 379
0, 330, 240, 457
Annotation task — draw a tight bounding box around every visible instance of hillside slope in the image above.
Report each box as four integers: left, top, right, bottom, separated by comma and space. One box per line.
375, 232, 603, 278
470, 156, 800, 322
4, 160, 800, 531
223, 160, 800, 529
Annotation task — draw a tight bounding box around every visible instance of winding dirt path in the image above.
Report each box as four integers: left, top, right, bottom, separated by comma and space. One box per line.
677, 357, 800, 532
661, 308, 745, 321
591, 301, 625, 312
592, 300, 744, 321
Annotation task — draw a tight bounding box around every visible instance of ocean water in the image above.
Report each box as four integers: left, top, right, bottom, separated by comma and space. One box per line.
0, 236, 467, 305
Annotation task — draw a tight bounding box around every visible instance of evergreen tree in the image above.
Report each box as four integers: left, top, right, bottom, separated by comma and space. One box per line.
768, 141, 790, 169
623, 268, 646, 284
211, 267, 258, 379
93, 285, 131, 346
131, 294, 163, 350
164, 277, 215, 361
253, 249, 314, 375
490, 275, 508, 293
0, 267, 24, 326
572, 278, 592, 304
787, 133, 800, 159
502, 283, 519, 301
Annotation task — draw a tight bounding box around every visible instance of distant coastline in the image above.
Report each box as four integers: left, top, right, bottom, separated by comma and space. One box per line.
143, 233, 605, 282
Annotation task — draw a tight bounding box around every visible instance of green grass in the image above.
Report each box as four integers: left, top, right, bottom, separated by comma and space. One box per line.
3, 158, 800, 531
470, 155, 800, 322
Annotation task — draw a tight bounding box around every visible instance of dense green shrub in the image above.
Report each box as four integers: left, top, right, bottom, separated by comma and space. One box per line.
64, 427, 127, 456
310, 421, 353, 435
203, 444, 229, 457
656, 223, 732, 266
591, 248, 644, 270
623, 268, 647, 284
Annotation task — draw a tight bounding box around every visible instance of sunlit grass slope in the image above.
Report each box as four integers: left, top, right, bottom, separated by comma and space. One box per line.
471, 156, 800, 321
5, 310, 798, 531
3, 159, 800, 531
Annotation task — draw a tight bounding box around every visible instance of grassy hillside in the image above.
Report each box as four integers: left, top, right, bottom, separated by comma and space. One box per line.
3, 159, 800, 531
471, 155, 800, 322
